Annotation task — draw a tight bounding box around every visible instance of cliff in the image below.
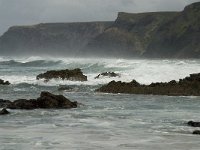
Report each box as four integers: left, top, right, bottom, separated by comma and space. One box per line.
83, 11, 178, 57
84, 2, 200, 58
0, 2, 199, 58
0, 22, 113, 56
144, 2, 200, 58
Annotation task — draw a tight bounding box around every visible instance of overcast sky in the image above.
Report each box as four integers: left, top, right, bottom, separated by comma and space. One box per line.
0, 0, 199, 35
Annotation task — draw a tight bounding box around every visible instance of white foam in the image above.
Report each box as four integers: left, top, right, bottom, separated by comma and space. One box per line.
1, 57, 200, 86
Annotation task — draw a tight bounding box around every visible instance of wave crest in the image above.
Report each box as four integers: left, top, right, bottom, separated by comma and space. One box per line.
0, 60, 62, 67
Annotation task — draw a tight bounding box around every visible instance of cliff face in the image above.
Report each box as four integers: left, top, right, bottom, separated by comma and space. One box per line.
0, 22, 113, 56
83, 12, 178, 57
84, 2, 200, 58
0, 2, 199, 58
144, 2, 200, 58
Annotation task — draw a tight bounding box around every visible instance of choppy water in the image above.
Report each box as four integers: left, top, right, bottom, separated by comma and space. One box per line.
0, 56, 200, 150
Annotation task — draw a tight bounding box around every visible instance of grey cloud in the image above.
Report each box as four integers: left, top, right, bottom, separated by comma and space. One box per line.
0, 0, 199, 35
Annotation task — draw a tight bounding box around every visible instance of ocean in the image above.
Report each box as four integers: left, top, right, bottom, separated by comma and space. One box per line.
0, 56, 200, 150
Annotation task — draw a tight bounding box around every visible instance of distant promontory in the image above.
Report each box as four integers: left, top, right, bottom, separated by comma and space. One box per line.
0, 2, 199, 58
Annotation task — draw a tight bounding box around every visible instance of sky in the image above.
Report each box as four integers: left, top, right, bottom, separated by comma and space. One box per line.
0, 0, 199, 35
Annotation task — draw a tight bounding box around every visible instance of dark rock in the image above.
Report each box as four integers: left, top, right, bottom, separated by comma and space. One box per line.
0, 99, 11, 108
2, 91, 78, 110
37, 91, 77, 109
36, 68, 87, 82
130, 80, 141, 87
0, 79, 10, 85
188, 121, 200, 127
58, 86, 74, 91
193, 130, 200, 135
0, 108, 10, 115
95, 72, 120, 79
7, 99, 38, 110
96, 73, 200, 96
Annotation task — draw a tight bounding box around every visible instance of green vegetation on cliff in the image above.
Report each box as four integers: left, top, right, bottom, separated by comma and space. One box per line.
0, 22, 113, 56
0, 2, 199, 58
145, 2, 200, 58
84, 11, 178, 57
85, 2, 200, 58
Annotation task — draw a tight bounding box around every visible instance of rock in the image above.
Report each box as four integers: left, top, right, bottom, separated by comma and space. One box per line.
0, 108, 10, 115
7, 99, 38, 110
1, 91, 78, 110
193, 130, 200, 135
58, 86, 74, 91
0, 99, 11, 108
0, 79, 10, 85
96, 80, 141, 93
95, 72, 120, 79
37, 91, 77, 109
188, 121, 200, 127
96, 73, 200, 96
36, 68, 87, 82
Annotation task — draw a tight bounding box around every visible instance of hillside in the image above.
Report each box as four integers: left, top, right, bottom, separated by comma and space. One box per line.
0, 2, 199, 58
84, 2, 200, 58
83, 11, 178, 57
144, 2, 200, 58
0, 22, 113, 56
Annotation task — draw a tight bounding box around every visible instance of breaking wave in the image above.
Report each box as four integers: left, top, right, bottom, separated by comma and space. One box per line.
1, 56, 200, 87
0, 59, 62, 67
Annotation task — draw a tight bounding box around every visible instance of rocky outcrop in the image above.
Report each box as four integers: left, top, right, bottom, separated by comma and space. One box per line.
96, 73, 200, 96
36, 91, 77, 109
193, 130, 200, 135
187, 121, 200, 135
0, 22, 113, 56
0, 108, 10, 115
95, 72, 120, 79
36, 68, 87, 82
0, 91, 78, 110
0, 79, 10, 85
0, 99, 11, 108
188, 121, 200, 127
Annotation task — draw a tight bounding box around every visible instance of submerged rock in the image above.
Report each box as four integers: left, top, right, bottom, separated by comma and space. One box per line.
58, 86, 74, 92
0, 108, 10, 115
188, 121, 200, 127
0, 79, 10, 85
36, 68, 87, 82
0, 91, 77, 110
193, 130, 200, 135
96, 73, 200, 96
95, 72, 120, 79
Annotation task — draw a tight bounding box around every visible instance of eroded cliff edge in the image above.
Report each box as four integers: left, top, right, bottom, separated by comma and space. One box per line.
84, 2, 200, 58
0, 22, 113, 56
0, 2, 199, 58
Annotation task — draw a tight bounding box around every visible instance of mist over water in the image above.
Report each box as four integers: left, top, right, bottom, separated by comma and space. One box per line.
0, 56, 200, 86
1, 56, 200, 150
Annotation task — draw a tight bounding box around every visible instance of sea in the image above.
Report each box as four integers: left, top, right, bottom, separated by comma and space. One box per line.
0, 56, 200, 150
